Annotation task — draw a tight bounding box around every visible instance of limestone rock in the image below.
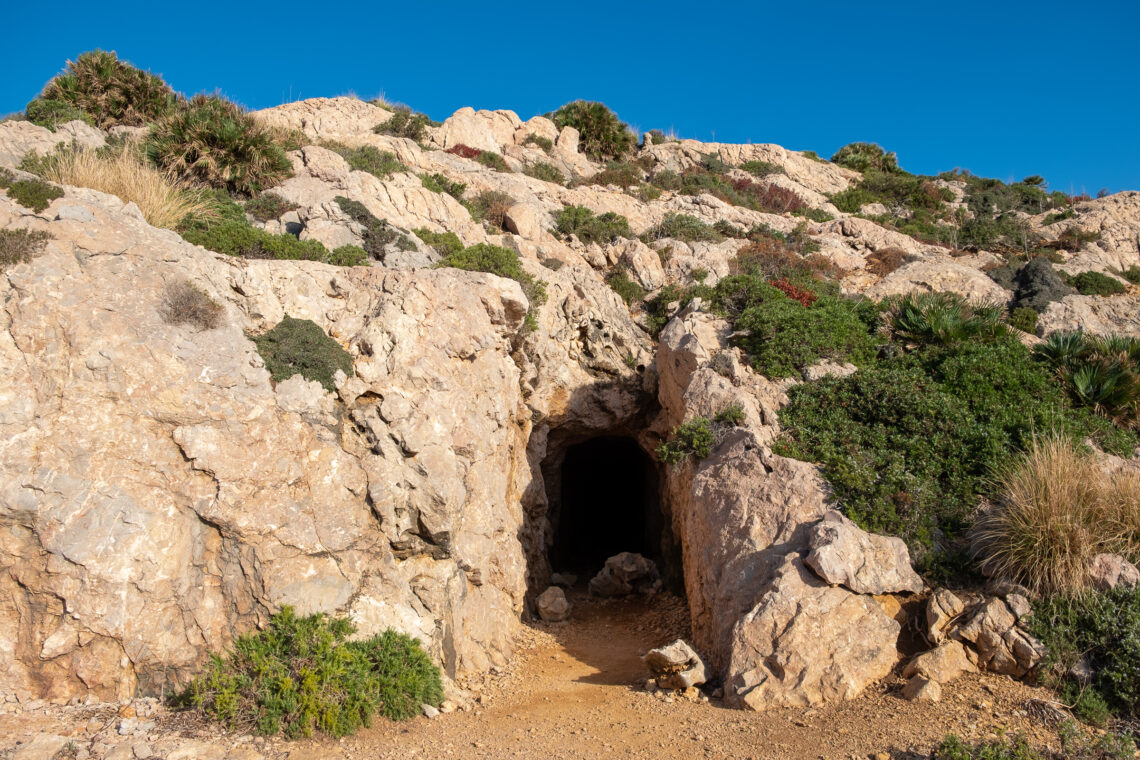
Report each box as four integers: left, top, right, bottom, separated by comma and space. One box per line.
805, 510, 924, 595
253, 96, 392, 142
536, 586, 571, 622
433, 107, 521, 153
549, 572, 577, 588
864, 257, 1012, 303
0, 119, 106, 170
588, 552, 661, 597
644, 639, 708, 690
926, 588, 967, 645
725, 554, 900, 711
1087, 553, 1140, 591
1038, 294, 1140, 337
902, 675, 942, 702
951, 598, 1044, 677
903, 641, 977, 684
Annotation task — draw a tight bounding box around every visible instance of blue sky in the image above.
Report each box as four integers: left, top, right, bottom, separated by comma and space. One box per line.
7, 0, 1139, 194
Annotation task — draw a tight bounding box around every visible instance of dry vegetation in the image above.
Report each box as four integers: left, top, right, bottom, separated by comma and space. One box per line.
160, 279, 224, 330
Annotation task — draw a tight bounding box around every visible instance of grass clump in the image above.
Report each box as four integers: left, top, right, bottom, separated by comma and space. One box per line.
657, 417, 714, 465
0, 229, 50, 271
176, 606, 442, 738
865, 246, 916, 277
1116, 265, 1140, 285
147, 94, 291, 195
523, 162, 565, 185
161, 279, 224, 330
607, 268, 645, 305
419, 173, 465, 200
464, 190, 514, 230
643, 213, 722, 243
475, 151, 510, 172
0, 169, 64, 213
973, 435, 1140, 597
1068, 271, 1127, 297
245, 192, 298, 222
324, 143, 406, 180
522, 134, 553, 153
26, 143, 214, 228
35, 49, 179, 129
414, 229, 464, 257
549, 101, 636, 161
253, 316, 353, 391
553, 205, 631, 245
740, 160, 785, 177
436, 243, 547, 330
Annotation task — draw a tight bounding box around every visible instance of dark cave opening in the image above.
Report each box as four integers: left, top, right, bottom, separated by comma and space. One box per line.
550, 436, 664, 575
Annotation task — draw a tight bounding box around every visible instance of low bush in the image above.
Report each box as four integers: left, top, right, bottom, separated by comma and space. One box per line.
972, 436, 1140, 597
414, 228, 464, 257
864, 247, 915, 277
334, 196, 414, 257
830, 142, 899, 173
444, 144, 481, 159
523, 162, 565, 185
464, 190, 514, 230
1069, 271, 1127, 296
1009, 306, 1038, 334
147, 94, 292, 195
475, 151, 510, 172
373, 107, 433, 141
649, 169, 682, 192
586, 160, 644, 188
0, 171, 64, 213
419, 173, 466, 200
1116, 265, 1140, 285
740, 160, 785, 177
549, 101, 636, 161
989, 258, 1074, 313
521, 134, 553, 153
657, 417, 714, 465
245, 192, 298, 222
182, 218, 329, 261
886, 292, 1007, 346
1059, 226, 1101, 250
26, 143, 216, 228
24, 97, 94, 130
324, 143, 405, 180
0, 228, 50, 271
176, 606, 442, 737
607, 268, 645, 305
36, 49, 179, 129
1033, 332, 1140, 423
436, 243, 547, 330
161, 279, 223, 330
327, 245, 368, 266
253, 316, 353, 391
714, 403, 745, 425
1030, 587, 1140, 726
553, 205, 631, 245
643, 213, 722, 243
646, 129, 668, 145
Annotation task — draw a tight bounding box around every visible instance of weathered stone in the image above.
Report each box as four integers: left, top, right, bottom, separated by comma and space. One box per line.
588, 553, 661, 597
902, 675, 942, 702
926, 588, 967, 645
903, 641, 977, 684
535, 586, 571, 622
1087, 553, 1140, 591
805, 510, 924, 595
644, 639, 708, 690
951, 597, 1044, 677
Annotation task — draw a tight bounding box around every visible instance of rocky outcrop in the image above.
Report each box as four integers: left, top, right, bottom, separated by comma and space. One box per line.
805, 510, 924, 595
1037, 293, 1140, 336
0, 119, 106, 170
588, 553, 661, 597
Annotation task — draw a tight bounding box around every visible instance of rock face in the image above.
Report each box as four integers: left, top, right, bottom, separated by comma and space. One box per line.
644, 639, 708, 690
805, 510, 924, 595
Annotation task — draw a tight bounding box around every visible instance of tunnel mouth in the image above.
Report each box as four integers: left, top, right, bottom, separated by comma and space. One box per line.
547, 435, 666, 578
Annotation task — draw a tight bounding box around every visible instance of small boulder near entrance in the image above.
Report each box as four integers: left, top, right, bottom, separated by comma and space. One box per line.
588, 552, 662, 597
536, 586, 572, 622
644, 639, 709, 690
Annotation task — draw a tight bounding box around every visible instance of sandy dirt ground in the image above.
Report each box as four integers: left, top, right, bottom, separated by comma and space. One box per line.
0, 591, 1086, 760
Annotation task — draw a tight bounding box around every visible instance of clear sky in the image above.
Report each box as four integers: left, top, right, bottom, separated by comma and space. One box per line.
6, 0, 1138, 194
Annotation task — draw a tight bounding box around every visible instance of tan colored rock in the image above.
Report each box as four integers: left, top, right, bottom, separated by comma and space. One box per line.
644, 639, 709, 690
903, 641, 977, 683
614, 239, 666, 291
0, 119, 106, 169
1038, 294, 1140, 336
535, 586, 571, 622
725, 554, 900, 710
805, 510, 924, 595
902, 675, 942, 702
864, 257, 1012, 303
951, 598, 1044, 677
1088, 553, 1140, 591
433, 107, 521, 153
503, 202, 550, 241
253, 96, 392, 141
926, 588, 967, 644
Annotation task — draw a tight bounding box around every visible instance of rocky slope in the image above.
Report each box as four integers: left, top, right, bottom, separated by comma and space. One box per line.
1, 96, 1138, 712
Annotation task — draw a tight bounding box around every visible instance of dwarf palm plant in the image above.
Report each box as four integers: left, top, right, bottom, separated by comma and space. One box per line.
887, 292, 1006, 346
35, 50, 180, 129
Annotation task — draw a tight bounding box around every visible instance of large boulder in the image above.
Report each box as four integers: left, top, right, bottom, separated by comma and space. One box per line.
1088, 553, 1140, 591
805, 510, 924, 595
588, 552, 661, 597
0, 119, 106, 170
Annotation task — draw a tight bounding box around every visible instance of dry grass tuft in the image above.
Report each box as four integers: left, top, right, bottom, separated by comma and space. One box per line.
0, 229, 51, 271
33, 144, 214, 230
160, 280, 224, 330
973, 435, 1140, 597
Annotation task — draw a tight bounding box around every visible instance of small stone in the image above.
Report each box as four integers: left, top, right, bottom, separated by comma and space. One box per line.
536, 586, 571, 622
132, 742, 152, 759
117, 705, 136, 719
421, 703, 440, 718
902, 676, 942, 702
117, 718, 137, 735
439, 700, 456, 714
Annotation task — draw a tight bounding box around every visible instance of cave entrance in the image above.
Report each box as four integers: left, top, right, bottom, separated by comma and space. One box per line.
549, 436, 664, 576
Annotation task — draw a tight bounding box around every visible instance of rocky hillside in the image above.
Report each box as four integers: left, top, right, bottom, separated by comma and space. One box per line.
2, 54, 1140, 728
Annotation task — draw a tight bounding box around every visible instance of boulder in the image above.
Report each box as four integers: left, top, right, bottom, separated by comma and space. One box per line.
549, 572, 577, 588
588, 552, 661, 597
903, 641, 977, 684
0, 119, 106, 170
805, 510, 924, 595
864, 257, 1013, 303
926, 588, 967, 644
902, 675, 942, 703
1087, 553, 1140, 591
536, 586, 571, 622
950, 597, 1044, 677
725, 554, 900, 710
644, 639, 709, 690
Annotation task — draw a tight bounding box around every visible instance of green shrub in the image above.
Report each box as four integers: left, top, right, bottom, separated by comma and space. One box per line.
334, 196, 414, 257
324, 143, 406, 180
586, 160, 644, 188
1031, 586, 1140, 722
436, 243, 547, 330
147, 94, 292, 195
2, 176, 64, 212
176, 606, 441, 737
740, 160, 785, 177
657, 417, 714, 465
801, 150, 822, 161
714, 403, 745, 425
328, 245, 369, 266
607, 268, 645, 305
643, 213, 722, 243
475, 151, 510, 172
932, 734, 1044, 759
830, 142, 899, 173
0, 228, 50, 271
1059, 226, 1101, 250
24, 98, 95, 130
36, 50, 179, 129
646, 129, 668, 145
182, 218, 329, 261
1069, 271, 1126, 296
245, 192, 298, 222
1116, 265, 1140, 285
522, 134, 553, 153
553, 205, 631, 244
989, 258, 1074, 313
886, 292, 1007, 346
161, 280, 223, 330
463, 189, 514, 229
549, 101, 636, 161
650, 169, 682, 192
523, 161, 565, 185
253, 316, 353, 391
794, 207, 834, 223
1009, 306, 1038, 334
1033, 332, 1140, 423
373, 108, 433, 141
733, 288, 880, 379
419, 173, 465, 199
934, 724, 1134, 759
414, 228, 464, 257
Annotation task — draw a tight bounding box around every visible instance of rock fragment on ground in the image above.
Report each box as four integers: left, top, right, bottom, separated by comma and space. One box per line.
643, 639, 709, 690
588, 553, 661, 597
536, 586, 571, 622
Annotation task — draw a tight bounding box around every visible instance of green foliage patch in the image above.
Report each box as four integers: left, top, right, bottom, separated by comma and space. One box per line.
549, 101, 636, 161
1068, 271, 1127, 296
324, 143, 406, 180
176, 606, 442, 738
36, 49, 179, 129
553, 205, 631, 245
373, 107, 435, 141
523, 161, 565, 185
419, 173, 466, 200
24, 97, 95, 130
643, 213, 723, 243
414, 228, 464, 257
436, 243, 547, 331
334, 196, 415, 257
252, 316, 353, 391
607, 268, 645, 305
245, 192, 298, 222
657, 417, 714, 465
1, 174, 64, 212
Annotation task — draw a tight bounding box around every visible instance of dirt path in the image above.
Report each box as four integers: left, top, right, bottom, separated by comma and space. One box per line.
0, 592, 1073, 760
